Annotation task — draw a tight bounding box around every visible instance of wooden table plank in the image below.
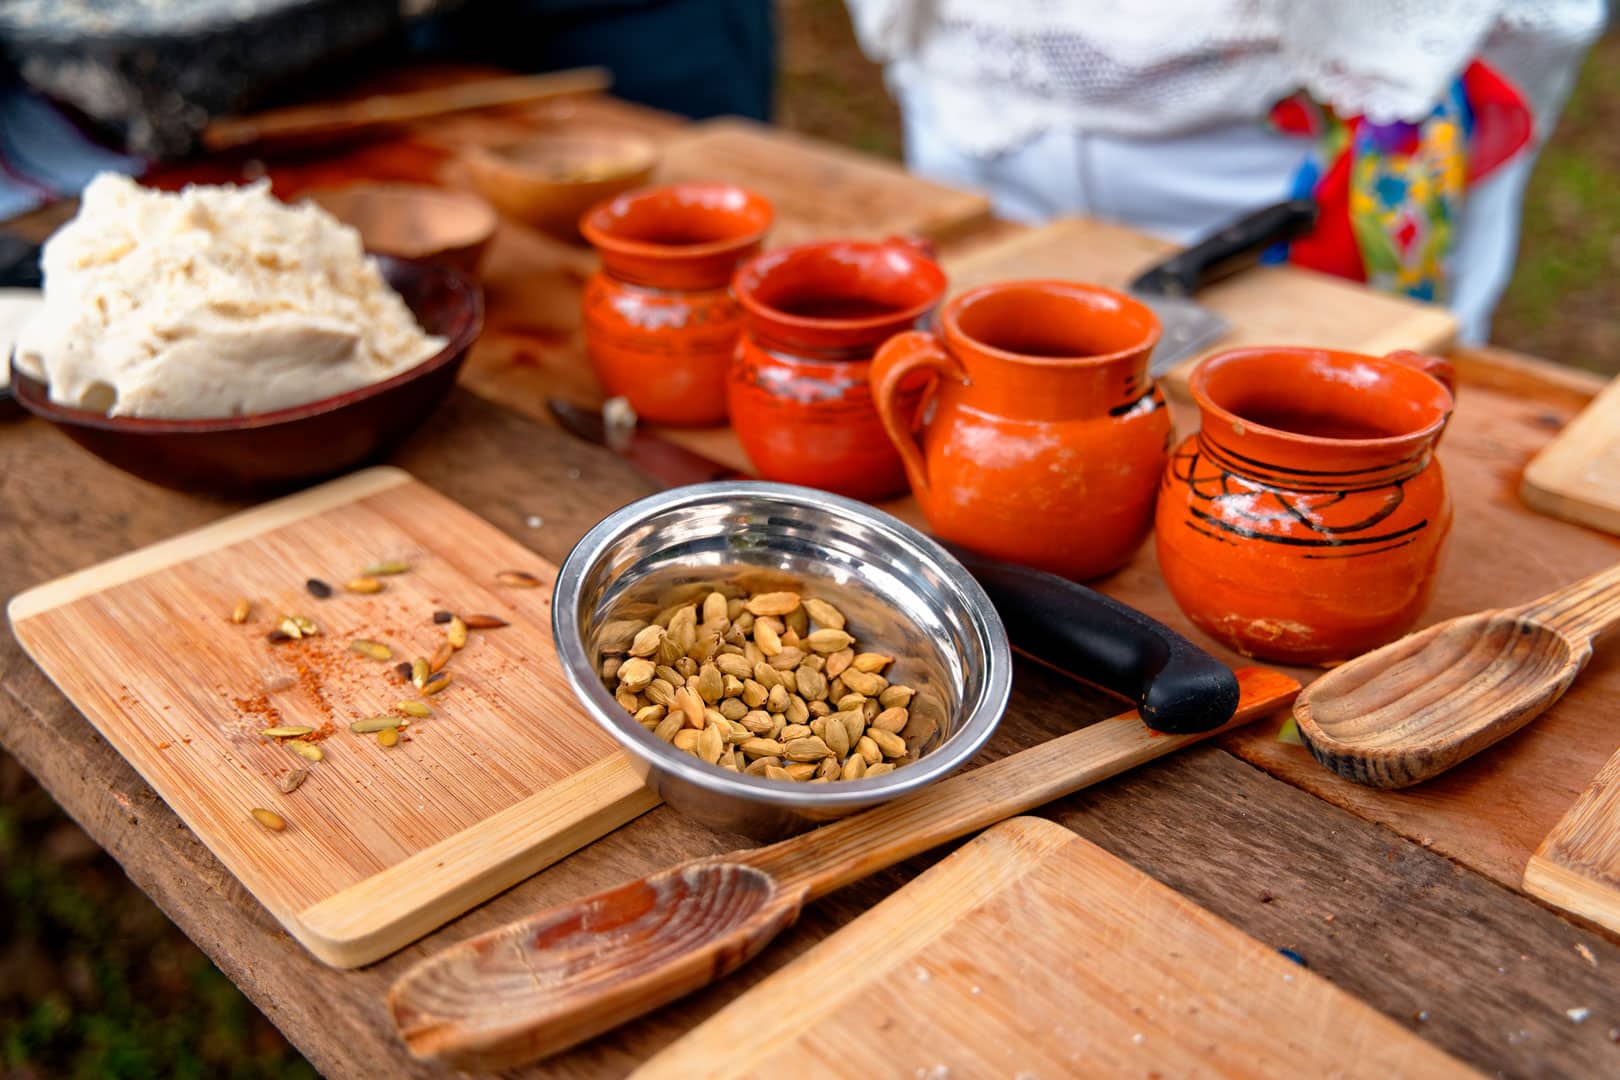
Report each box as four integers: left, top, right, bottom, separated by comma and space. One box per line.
4, 394, 1620, 1078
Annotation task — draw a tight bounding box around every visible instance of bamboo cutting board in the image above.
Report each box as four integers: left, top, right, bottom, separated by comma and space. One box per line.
1521, 373, 1620, 536
640, 817, 1474, 1079
6, 467, 656, 968
1524, 743, 1620, 934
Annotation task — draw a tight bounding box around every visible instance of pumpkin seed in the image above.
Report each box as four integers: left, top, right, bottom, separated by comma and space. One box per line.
397, 701, 432, 718
364, 560, 411, 576
278, 769, 308, 794
350, 639, 393, 662
447, 616, 468, 650
411, 658, 430, 689
260, 725, 313, 738
422, 671, 453, 695
462, 614, 508, 629
251, 808, 286, 831
231, 598, 252, 624
495, 569, 542, 588
287, 739, 324, 762
350, 715, 409, 733
306, 578, 333, 599
377, 727, 400, 748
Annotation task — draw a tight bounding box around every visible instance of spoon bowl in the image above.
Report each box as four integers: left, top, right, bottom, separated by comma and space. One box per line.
1295, 563, 1620, 788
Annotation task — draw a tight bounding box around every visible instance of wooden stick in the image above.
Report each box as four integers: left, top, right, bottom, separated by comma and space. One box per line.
388, 667, 1298, 1071
201, 67, 612, 152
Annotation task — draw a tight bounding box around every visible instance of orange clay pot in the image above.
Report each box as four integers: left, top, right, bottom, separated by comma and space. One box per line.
869, 280, 1168, 580
1156, 346, 1456, 665
729, 238, 947, 500
580, 183, 772, 426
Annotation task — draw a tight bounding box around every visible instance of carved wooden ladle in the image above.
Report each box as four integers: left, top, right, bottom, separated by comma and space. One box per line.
388, 667, 1298, 1072
1295, 562, 1620, 788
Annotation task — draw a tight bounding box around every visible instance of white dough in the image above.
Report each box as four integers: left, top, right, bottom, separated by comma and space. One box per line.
15, 173, 446, 418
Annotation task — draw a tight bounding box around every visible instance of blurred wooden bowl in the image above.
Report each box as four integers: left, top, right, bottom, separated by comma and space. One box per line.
462, 133, 659, 243
304, 184, 497, 276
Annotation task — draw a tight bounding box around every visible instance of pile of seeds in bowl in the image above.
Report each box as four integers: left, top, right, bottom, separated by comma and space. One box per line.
601, 589, 918, 783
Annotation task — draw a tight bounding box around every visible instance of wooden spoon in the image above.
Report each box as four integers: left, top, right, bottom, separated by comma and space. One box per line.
388, 667, 1298, 1071
1295, 562, 1620, 788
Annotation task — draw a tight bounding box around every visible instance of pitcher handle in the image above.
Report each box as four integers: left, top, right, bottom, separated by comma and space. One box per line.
870, 330, 961, 497
1384, 350, 1456, 397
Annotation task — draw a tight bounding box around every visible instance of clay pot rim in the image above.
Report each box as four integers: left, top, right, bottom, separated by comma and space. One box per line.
732, 239, 947, 337
580, 182, 773, 262
1189, 346, 1454, 450
941, 279, 1162, 368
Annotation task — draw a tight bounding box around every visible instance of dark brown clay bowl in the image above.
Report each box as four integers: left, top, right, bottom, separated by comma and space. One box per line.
10, 256, 482, 495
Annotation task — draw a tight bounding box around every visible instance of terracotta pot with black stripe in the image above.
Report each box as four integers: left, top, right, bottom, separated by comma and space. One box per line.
1157, 346, 1456, 665
870, 279, 1170, 581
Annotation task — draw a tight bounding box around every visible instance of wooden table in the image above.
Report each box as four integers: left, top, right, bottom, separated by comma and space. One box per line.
5, 88, 1620, 1078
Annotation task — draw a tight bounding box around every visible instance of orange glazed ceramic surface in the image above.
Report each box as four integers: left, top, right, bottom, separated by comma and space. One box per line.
870, 280, 1169, 580
729, 238, 946, 500
581, 183, 772, 426
1157, 347, 1456, 665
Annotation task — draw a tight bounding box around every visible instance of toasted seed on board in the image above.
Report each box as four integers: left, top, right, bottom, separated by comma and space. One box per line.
350, 639, 393, 662
345, 576, 384, 594
230, 598, 252, 624
422, 671, 453, 695
447, 616, 469, 650
397, 701, 432, 718
364, 560, 411, 576
287, 739, 324, 762
278, 769, 308, 794
251, 808, 286, 831
394, 661, 413, 682
260, 726, 313, 738
429, 641, 455, 674
291, 614, 318, 636
377, 727, 400, 748
411, 658, 430, 689
462, 614, 509, 629
306, 578, 333, 599
267, 628, 293, 643
350, 715, 409, 734
277, 617, 303, 640
496, 569, 543, 588
433, 610, 454, 624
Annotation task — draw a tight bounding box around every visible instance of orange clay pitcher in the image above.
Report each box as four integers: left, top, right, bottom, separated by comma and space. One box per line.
581, 183, 772, 425
869, 280, 1168, 580
1156, 346, 1455, 665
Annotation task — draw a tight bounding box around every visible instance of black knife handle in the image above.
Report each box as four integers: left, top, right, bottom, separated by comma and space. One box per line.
946, 545, 1240, 734
1129, 198, 1317, 298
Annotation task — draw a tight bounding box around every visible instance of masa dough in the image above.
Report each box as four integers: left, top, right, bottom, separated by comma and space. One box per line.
15, 173, 446, 418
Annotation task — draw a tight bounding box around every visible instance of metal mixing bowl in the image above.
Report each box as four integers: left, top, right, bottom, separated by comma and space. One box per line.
552, 481, 1012, 840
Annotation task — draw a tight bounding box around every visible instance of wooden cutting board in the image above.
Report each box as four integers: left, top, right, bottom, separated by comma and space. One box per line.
1521, 373, 1620, 536
639, 817, 1473, 1079
944, 217, 1460, 387
657, 118, 994, 249
6, 467, 656, 968
1524, 743, 1620, 934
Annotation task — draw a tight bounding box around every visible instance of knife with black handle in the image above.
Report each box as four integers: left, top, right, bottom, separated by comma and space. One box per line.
548, 398, 1240, 733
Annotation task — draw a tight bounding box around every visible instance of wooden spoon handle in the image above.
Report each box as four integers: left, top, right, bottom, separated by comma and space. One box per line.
739, 667, 1299, 898
1517, 561, 1620, 644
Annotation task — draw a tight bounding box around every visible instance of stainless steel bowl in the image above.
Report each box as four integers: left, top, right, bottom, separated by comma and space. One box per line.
552, 481, 1012, 840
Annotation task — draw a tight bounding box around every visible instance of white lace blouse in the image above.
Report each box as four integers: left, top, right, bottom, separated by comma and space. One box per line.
847, 0, 1607, 156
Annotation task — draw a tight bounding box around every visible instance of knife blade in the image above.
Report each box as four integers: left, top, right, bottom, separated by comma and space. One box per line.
549, 397, 1239, 733
1131, 198, 1318, 377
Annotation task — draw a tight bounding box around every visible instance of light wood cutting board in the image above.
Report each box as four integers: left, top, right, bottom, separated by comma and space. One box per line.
944, 217, 1460, 388
639, 816, 1475, 1079
1521, 373, 1620, 536
1524, 742, 1620, 935
7, 467, 656, 968
657, 118, 994, 248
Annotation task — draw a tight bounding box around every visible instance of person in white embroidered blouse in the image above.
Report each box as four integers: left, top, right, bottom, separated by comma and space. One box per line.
845, 0, 1606, 343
